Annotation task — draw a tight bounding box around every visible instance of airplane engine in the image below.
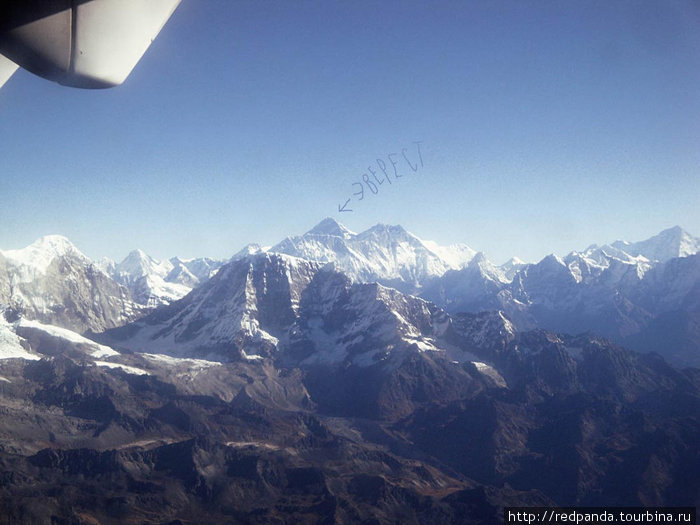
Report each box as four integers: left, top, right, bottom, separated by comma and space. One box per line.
0, 0, 181, 89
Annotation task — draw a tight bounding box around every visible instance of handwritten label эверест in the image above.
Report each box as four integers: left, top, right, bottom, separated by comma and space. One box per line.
338, 141, 424, 213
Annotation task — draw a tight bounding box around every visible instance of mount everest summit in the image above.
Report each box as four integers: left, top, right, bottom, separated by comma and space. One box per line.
268, 217, 477, 291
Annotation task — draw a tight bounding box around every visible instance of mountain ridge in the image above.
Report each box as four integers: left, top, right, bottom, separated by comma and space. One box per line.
1, 222, 698, 366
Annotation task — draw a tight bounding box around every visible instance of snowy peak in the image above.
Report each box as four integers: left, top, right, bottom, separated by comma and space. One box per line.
0, 237, 139, 334
112, 250, 185, 307
1, 235, 87, 274
500, 257, 526, 281
611, 226, 699, 263
116, 249, 172, 281
108, 250, 225, 308
539, 253, 567, 269
356, 223, 414, 244
105, 252, 323, 360
306, 217, 355, 238
96, 257, 117, 276
292, 279, 442, 367
165, 262, 199, 288
170, 256, 225, 282
421, 240, 476, 269
106, 249, 447, 368
27, 234, 79, 254
467, 252, 507, 283
470, 252, 488, 265
561, 244, 653, 285
504, 256, 525, 266
270, 220, 476, 291
231, 243, 265, 261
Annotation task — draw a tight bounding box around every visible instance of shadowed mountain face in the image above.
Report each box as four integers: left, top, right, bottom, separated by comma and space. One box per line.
0, 316, 697, 522
0, 223, 698, 522
0, 352, 557, 524
103, 253, 324, 361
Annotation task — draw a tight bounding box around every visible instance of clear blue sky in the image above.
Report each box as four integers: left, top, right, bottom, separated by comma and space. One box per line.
1, 0, 698, 264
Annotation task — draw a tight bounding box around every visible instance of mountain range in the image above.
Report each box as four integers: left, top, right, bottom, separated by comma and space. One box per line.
1, 221, 698, 367
0, 220, 698, 522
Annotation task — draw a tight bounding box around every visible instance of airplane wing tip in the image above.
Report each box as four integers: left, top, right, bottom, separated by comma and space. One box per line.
0, 54, 19, 90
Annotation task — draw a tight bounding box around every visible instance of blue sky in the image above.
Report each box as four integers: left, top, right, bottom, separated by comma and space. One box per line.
1, 0, 698, 264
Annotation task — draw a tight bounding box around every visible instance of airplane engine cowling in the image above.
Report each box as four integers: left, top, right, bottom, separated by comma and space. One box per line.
0, 0, 181, 89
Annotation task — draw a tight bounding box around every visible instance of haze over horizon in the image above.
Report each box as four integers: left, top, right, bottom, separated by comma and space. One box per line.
1, 1, 698, 264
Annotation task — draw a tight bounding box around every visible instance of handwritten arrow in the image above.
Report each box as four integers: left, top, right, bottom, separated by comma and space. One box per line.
338, 198, 352, 213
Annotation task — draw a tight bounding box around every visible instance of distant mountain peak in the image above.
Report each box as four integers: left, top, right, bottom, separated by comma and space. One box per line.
540, 253, 567, 268
499, 256, 527, 281
363, 223, 409, 235
31, 234, 74, 248
470, 252, 488, 264
116, 249, 167, 278
660, 225, 684, 235
269, 220, 477, 291
121, 248, 153, 264
611, 226, 699, 263
356, 223, 418, 245
231, 243, 265, 261
20, 235, 79, 255
1, 234, 85, 274
306, 217, 355, 238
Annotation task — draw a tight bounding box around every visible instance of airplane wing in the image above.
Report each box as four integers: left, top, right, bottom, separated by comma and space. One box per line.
0, 0, 181, 89
0, 52, 18, 89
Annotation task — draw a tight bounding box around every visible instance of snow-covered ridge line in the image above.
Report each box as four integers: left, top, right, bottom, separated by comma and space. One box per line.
0, 315, 40, 361
16, 318, 119, 358
266, 218, 479, 290
0, 235, 88, 277
3, 223, 696, 288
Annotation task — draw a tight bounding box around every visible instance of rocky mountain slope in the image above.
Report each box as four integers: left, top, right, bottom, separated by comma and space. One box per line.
0, 294, 697, 522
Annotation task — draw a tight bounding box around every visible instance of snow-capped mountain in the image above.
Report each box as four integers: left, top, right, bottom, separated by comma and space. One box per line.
230, 243, 265, 261
0, 236, 140, 333
610, 225, 700, 263
170, 256, 223, 283
420, 226, 699, 367
500, 256, 527, 281
104, 253, 323, 360
286, 273, 448, 368
112, 249, 191, 307
421, 253, 512, 316
107, 250, 224, 308
0, 236, 225, 337
1, 225, 699, 522
269, 217, 476, 292
1, 235, 84, 280
102, 251, 478, 371
1, 223, 697, 367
